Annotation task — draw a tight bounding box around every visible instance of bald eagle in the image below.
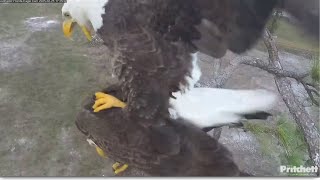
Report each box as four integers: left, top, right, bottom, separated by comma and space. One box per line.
61, 0, 318, 176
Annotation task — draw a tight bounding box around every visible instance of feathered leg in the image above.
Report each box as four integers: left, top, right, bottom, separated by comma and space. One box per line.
88, 87, 129, 175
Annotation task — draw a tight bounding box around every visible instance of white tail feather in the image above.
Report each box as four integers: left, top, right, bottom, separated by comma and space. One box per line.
169, 88, 278, 128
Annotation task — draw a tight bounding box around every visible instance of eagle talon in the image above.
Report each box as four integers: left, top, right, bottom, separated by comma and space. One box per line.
95, 146, 107, 158
92, 92, 126, 112
91, 142, 128, 174
112, 162, 129, 175
96, 146, 128, 174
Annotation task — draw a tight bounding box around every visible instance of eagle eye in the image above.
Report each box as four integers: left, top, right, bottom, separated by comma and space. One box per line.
63, 12, 71, 18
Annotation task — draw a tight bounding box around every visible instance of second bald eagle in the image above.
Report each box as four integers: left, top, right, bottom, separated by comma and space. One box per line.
61, 0, 317, 176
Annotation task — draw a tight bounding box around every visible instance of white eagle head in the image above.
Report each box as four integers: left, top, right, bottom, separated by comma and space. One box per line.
61, 0, 109, 41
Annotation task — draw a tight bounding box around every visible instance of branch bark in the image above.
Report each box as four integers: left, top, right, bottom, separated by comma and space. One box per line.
211, 57, 243, 88
301, 81, 319, 106
263, 29, 320, 169
240, 57, 319, 107
205, 31, 318, 146
241, 58, 309, 80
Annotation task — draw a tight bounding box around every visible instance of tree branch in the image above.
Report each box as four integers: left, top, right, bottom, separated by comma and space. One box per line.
301, 82, 319, 106
204, 32, 318, 142
211, 58, 242, 88
263, 29, 320, 169
239, 57, 318, 106
240, 58, 309, 80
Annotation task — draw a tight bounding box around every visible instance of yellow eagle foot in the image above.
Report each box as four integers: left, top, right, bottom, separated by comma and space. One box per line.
96, 147, 128, 174
87, 140, 128, 174
87, 139, 108, 158
95, 146, 107, 158
92, 92, 126, 112
112, 162, 129, 175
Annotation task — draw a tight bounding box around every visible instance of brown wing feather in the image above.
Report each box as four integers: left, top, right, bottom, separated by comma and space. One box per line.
98, 0, 194, 127
192, 0, 278, 57
75, 0, 318, 176
76, 0, 282, 175
76, 96, 242, 175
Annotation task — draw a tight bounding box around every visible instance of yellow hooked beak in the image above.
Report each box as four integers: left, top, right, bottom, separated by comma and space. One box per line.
62, 19, 92, 41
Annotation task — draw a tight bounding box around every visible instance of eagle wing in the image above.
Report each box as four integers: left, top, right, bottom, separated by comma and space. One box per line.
151, 0, 278, 58
76, 96, 243, 175
95, 0, 279, 127
75, 0, 284, 175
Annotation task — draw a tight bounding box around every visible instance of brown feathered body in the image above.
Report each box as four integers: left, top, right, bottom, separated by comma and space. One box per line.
76, 0, 279, 176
